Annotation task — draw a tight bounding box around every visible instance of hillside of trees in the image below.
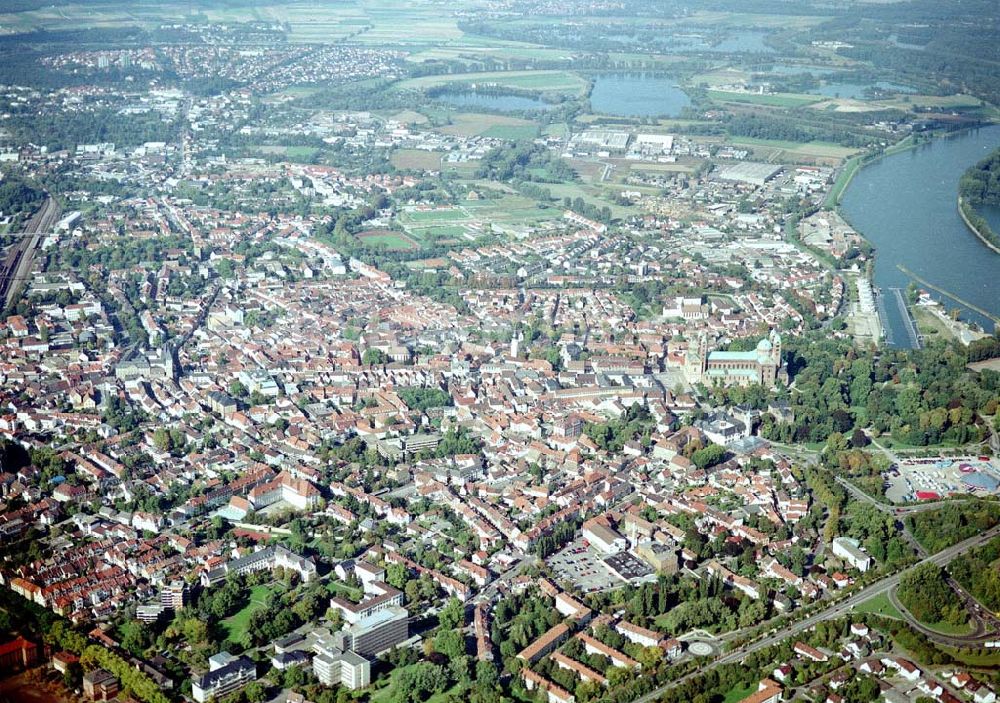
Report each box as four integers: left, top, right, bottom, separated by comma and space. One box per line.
949, 536, 1000, 611
960, 147, 1000, 206
896, 562, 968, 630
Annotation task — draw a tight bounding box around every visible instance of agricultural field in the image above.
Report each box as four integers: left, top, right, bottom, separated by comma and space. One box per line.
707, 90, 822, 107
728, 137, 859, 162
391, 149, 443, 171
435, 112, 539, 139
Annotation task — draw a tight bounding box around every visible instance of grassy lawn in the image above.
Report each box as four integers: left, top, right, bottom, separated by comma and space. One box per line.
411, 225, 469, 239
254, 145, 318, 161
401, 206, 470, 223
921, 618, 975, 636
706, 90, 821, 107
824, 154, 863, 208
221, 584, 274, 643
481, 124, 540, 140
941, 646, 1000, 668
326, 579, 364, 602
852, 592, 904, 620
722, 683, 758, 703
356, 230, 419, 250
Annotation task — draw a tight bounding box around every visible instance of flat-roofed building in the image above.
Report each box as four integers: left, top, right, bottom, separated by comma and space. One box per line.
192, 653, 256, 703
341, 605, 409, 657
832, 537, 872, 572
313, 647, 370, 690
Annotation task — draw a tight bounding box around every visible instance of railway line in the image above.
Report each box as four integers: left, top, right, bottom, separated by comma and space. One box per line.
0, 197, 60, 310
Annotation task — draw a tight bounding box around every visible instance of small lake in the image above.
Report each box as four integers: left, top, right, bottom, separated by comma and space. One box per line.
434, 91, 554, 112
812, 81, 915, 99
840, 126, 1000, 345
711, 31, 774, 53
589, 74, 691, 117
757, 64, 840, 76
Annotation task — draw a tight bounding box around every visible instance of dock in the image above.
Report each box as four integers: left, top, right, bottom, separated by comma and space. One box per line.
875, 287, 894, 347
888, 287, 921, 349
897, 264, 1000, 331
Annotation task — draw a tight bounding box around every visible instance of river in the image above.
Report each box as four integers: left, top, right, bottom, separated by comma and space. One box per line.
839, 126, 1000, 347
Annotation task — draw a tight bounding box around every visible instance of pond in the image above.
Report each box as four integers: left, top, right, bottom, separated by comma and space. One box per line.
589, 73, 691, 118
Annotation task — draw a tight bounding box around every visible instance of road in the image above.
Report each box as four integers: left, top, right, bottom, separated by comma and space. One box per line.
0, 197, 60, 309
633, 522, 1000, 703
834, 475, 973, 517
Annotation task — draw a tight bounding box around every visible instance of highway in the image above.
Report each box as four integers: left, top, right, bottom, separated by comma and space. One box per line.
633, 522, 1000, 703
0, 197, 60, 310
833, 475, 972, 517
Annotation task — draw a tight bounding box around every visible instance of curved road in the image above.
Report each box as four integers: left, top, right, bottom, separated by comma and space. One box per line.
633, 522, 1000, 703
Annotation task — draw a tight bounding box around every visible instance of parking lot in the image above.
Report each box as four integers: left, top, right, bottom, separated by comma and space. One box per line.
546, 537, 620, 593
885, 455, 1000, 502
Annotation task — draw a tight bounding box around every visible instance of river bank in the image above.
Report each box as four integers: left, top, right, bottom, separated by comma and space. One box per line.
957, 196, 1000, 255
838, 124, 1000, 345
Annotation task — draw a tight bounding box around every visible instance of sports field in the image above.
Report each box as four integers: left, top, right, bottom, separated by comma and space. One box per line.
357, 229, 419, 250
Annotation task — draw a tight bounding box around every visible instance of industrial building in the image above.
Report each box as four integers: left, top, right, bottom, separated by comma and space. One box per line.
716, 161, 783, 187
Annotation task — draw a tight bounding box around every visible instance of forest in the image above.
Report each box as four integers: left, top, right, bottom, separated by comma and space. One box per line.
762, 334, 1000, 447
906, 500, 1000, 553
896, 562, 969, 630
960, 148, 1000, 206
950, 535, 1000, 612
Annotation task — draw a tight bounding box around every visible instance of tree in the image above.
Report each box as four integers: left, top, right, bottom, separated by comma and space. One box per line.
362, 348, 386, 366
439, 597, 465, 630
433, 628, 466, 660
244, 681, 267, 703
691, 443, 726, 470
390, 662, 449, 703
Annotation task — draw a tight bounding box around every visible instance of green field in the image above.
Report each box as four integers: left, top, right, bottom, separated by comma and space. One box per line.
707, 90, 821, 107
402, 207, 470, 223
221, 584, 274, 643
436, 112, 540, 139
357, 230, 418, 250
824, 154, 864, 208
482, 124, 540, 140
919, 618, 975, 637
729, 137, 857, 160
852, 592, 903, 620
254, 145, 319, 161
941, 646, 1000, 668
411, 225, 469, 239
391, 149, 443, 170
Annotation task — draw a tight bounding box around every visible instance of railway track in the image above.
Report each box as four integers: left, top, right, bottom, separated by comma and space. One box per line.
0, 197, 60, 310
